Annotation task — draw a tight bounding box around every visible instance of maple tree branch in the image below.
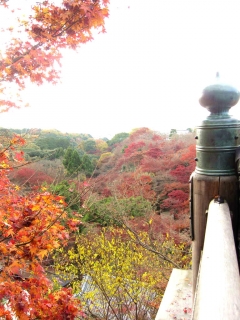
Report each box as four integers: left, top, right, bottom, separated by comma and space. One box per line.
15, 200, 62, 248
0, 43, 43, 79
38, 209, 66, 237
11, 43, 42, 65
52, 15, 86, 37
47, 1, 100, 38
16, 221, 63, 251
0, 161, 31, 170
0, 136, 60, 172
0, 235, 11, 243
0, 4, 103, 87
15, 235, 37, 248
0, 137, 21, 155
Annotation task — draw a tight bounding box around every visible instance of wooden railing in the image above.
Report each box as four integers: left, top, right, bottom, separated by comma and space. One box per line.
155, 199, 240, 320
192, 199, 240, 319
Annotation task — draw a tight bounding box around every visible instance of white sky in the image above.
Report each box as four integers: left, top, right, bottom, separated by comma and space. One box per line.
1, 0, 240, 139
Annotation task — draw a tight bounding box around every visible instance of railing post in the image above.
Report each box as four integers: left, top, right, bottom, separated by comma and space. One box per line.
191, 76, 240, 295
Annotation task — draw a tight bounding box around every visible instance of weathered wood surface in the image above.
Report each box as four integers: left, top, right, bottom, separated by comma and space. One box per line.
192, 200, 240, 320
191, 172, 238, 294
155, 269, 192, 320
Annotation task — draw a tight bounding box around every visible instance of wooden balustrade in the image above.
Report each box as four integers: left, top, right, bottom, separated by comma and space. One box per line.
192, 199, 240, 319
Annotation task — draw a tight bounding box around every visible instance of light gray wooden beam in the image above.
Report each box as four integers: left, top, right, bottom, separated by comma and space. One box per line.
155, 268, 192, 320
192, 200, 240, 320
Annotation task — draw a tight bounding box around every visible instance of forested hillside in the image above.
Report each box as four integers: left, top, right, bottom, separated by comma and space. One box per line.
5, 126, 195, 231
0, 1, 195, 318
1, 126, 194, 318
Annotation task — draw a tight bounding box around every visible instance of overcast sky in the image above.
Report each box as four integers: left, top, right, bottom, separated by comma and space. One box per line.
1, 0, 240, 139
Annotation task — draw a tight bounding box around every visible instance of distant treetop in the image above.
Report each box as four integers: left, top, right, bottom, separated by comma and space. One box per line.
108, 132, 129, 146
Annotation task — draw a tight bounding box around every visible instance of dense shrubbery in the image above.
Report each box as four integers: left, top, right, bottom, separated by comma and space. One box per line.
82, 196, 152, 226
51, 180, 82, 211
54, 227, 191, 319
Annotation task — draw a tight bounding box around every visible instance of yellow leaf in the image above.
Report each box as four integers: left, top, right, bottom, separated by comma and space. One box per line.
37, 249, 48, 260
32, 204, 40, 211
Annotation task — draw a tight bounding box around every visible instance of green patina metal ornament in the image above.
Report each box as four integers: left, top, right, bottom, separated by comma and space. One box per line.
195, 76, 240, 175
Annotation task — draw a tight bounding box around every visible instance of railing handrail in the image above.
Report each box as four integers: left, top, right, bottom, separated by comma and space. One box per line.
192, 199, 240, 320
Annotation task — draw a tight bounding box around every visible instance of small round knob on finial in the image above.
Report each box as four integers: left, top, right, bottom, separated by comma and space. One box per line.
199, 76, 240, 114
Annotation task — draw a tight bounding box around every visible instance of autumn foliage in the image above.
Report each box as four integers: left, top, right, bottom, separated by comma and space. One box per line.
89, 128, 195, 223
0, 0, 109, 111
0, 0, 110, 317
54, 227, 191, 319
0, 135, 84, 318
0, 1, 197, 317
0, 128, 195, 317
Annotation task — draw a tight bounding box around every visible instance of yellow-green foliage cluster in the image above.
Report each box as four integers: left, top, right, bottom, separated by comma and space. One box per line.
54, 228, 190, 319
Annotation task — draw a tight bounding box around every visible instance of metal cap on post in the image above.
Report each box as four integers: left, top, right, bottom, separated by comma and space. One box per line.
196, 77, 240, 175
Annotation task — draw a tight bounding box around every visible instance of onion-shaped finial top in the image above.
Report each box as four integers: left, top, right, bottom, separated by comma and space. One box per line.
199, 73, 240, 114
